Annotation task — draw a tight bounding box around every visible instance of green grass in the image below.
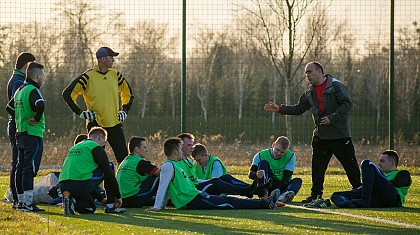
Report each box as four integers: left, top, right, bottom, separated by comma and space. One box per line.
0, 168, 419, 235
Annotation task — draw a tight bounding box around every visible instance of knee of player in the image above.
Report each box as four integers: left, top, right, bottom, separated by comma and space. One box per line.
258, 160, 270, 168
360, 159, 372, 168
293, 177, 303, 186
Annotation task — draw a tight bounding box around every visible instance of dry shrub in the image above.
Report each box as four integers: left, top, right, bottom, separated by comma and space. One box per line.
0, 134, 418, 168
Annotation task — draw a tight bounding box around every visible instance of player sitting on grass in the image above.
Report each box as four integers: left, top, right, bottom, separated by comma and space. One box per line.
192, 143, 227, 179
192, 143, 263, 197
59, 127, 126, 215
74, 133, 107, 205
116, 136, 160, 208
330, 150, 412, 208
147, 137, 281, 210
178, 133, 257, 198
249, 136, 302, 203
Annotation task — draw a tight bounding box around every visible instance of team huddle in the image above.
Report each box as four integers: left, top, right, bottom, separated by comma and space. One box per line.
5, 49, 412, 214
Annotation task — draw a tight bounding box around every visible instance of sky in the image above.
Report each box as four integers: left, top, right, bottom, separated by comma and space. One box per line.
0, 0, 419, 56
2, 0, 418, 28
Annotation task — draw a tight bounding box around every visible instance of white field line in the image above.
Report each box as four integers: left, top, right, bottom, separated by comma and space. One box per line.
34, 204, 62, 225
1, 201, 62, 227
286, 204, 420, 229
2, 200, 419, 230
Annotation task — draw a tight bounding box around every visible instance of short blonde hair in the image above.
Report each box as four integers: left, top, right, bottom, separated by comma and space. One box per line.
88, 127, 107, 140
192, 143, 207, 157
274, 136, 290, 149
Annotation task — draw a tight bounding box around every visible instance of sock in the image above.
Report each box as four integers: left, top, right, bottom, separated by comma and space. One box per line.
106, 203, 114, 209
24, 190, 34, 205
18, 194, 25, 204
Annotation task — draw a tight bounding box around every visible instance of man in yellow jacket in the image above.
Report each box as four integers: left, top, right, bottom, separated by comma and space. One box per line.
62, 47, 134, 164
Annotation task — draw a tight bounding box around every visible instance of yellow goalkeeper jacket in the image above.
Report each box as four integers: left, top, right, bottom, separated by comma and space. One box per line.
62, 65, 134, 127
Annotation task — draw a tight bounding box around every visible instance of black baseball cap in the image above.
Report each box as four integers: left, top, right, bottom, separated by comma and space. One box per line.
96, 47, 119, 59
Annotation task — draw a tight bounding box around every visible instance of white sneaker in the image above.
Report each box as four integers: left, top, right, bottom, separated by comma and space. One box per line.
266, 189, 281, 209
105, 207, 126, 213
63, 197, 76, 215
278, 191, 295, 203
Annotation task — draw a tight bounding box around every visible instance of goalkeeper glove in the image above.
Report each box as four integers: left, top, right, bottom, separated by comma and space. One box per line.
118, 111, 128, 122
79, 110, 97, 122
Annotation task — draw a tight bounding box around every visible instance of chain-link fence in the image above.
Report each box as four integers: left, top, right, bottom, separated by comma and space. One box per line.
1, 0, 419, 167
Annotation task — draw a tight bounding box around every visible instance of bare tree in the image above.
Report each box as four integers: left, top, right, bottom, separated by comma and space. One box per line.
54, 0, 122, 133
55, 0, 98, 77
0, 23, 47, 109
55, 0, 122, 77
0, 25, 15, 103
190, 30, 225, 125
358, 42, 388, 143
124, 21, 176, 118
0, 25, 8, 66
166, 51, 181, 120
239, 0, 333, 140
23, 22, 62, 119
227, 36, 262, 121
330, 24, 356, 84
396, 22, 420, 133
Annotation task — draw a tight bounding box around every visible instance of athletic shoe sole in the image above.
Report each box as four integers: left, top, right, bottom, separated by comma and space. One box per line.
278, 191, 295, 203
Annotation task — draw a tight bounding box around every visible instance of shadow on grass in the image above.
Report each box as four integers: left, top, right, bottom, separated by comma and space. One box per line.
43, 205, 420, 235
333, 206, 420, 213
1, 172, 418, 234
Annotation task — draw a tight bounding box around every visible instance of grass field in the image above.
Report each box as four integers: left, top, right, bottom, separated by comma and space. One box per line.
0, 167, 419, 235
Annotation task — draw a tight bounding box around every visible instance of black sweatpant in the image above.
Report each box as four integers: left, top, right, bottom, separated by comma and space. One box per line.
186, 192, 269, 209
330, 160, 399, 208
122, 175, 159, 208
7, 121, 19, 202
311, 137, 361, 196
15, 134, 43, 196
87, 122, 128, 164
60, 164, 117, 213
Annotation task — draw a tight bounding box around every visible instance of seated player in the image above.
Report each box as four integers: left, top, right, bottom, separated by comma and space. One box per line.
192, 143, 259, 194
147, 137, 281, 210
330, 150, 412, 208
73, 133, 88, 145
192, 143, 228, 179
59, 127, 125, 215
249, 136, 302, 203
74, 133, 107, 204
177, 133, 257, 198
116, 136, 160, 208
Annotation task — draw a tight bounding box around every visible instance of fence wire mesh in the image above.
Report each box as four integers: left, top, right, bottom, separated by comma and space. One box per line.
0, 0, 419, 166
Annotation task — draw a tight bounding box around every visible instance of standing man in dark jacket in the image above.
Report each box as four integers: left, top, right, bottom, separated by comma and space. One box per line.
6, 52, 36, 209
264, 61, 361, 204
6, 62, 46, 212
62, 47, 134, 164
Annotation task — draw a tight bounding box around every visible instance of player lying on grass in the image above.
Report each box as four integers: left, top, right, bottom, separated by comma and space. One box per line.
330, 150, 412, 208
116, 136, 160, 208
249, 136, 302, 203
147, 137, 281, 210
